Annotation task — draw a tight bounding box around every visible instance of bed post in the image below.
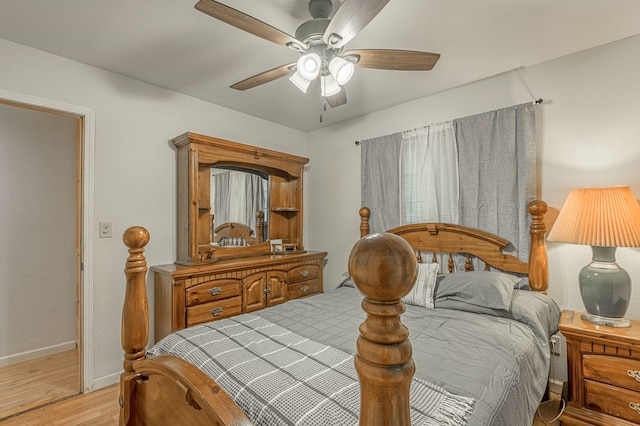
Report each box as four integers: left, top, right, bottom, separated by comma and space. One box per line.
348, 232, 418, 426
120, 226, 150, 425
359, 207, 370, 238
528, 200, 549, 294
255, 210, 264, 243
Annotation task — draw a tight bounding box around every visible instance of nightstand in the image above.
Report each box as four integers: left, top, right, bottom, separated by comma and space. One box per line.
558, 310, 640, 425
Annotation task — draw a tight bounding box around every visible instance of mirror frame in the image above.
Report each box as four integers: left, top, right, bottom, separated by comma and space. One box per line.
173, 132, 309, 265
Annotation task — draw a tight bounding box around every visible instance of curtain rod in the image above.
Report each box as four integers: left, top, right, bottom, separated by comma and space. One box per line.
354, 99, 544, 146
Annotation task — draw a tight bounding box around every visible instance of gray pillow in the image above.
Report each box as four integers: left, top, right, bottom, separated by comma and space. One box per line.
403, 262, 440, 308
434, 271, 520, 310
436, 290, 562, 341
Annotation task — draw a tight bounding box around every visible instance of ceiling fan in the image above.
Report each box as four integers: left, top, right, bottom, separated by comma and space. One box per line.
194, 0, 440, 108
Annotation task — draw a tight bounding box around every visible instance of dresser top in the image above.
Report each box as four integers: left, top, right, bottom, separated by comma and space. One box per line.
151, 250, 327, 277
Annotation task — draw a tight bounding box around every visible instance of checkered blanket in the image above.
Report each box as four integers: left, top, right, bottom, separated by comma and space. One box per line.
148, 314, 475, 425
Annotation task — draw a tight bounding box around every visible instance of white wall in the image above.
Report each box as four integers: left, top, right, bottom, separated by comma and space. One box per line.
0, 104, 76, 362
307, 35, 640, 323
3, 32, 640, 391
0, 38, 309, 388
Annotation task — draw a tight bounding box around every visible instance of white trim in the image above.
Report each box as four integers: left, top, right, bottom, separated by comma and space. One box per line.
0, 341, 77, 367
0, 88, 95, 393
549, 378, 564, 395
92, 371, 121, 391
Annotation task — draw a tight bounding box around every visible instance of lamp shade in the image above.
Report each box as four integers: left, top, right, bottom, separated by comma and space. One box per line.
547, 186, 640, 247
289, 71, 312, 93
321, 74, 341, 97
329, 56, 355, 85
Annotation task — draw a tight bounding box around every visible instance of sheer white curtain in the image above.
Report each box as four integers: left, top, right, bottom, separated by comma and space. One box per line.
400, 122, 459, 225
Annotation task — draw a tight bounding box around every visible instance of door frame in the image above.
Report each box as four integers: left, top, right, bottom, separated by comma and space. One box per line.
0, 88, 95, 392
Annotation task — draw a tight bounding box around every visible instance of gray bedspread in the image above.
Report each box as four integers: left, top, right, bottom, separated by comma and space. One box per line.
149, 314, 475, 425
150, 285, 560, 426
258, 286, 560, 426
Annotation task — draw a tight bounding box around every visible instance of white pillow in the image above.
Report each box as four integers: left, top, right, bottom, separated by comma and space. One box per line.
403, 262, 440, 308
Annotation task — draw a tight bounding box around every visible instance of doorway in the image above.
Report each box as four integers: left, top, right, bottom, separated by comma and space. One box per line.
0, 90, 95, 418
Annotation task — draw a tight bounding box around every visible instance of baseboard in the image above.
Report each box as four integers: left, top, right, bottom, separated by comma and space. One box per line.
92, 371, 121, 391
549, 377, 566, 395
0, 340, 77, 367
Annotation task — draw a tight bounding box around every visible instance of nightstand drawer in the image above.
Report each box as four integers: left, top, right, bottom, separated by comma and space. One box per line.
288, 264, 319, 284
584, 355, 640, 392
186, 296, 242, 326
185, 279, 241, 307
585, 379, 640, 423
288, 279, 321, 299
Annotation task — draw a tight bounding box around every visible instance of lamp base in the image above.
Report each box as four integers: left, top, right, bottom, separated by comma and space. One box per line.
580, 312, 631, 328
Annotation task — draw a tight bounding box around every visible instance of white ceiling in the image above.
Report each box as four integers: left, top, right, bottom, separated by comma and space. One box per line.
1, 1, 640, 132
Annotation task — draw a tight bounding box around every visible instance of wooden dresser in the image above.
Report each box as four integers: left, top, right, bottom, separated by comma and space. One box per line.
153, 133, 328, 342
152, 251, 326, 342
559, 310, 640, 425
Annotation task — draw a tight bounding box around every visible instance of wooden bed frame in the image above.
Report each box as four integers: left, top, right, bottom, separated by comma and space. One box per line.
119, 200, 548, 425
211, 211, 265, 247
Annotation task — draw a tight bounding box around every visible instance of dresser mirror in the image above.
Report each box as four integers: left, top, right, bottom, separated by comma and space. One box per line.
173, 132, 309, 265
210, 166, 269, 246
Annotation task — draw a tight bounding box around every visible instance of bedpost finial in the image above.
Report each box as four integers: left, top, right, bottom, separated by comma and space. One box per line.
348, 232, 417, 301
528, 199, 548, 216
122, 226, 150, 250
359, 206, 370, 219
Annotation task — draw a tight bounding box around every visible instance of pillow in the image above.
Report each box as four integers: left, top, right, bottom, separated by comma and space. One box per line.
403, 262, 440, 308
436, 290, 562, 342
434, 271, 520, 310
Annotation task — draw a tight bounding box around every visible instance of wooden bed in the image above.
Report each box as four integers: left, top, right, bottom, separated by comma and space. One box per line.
119, 200, 550, 425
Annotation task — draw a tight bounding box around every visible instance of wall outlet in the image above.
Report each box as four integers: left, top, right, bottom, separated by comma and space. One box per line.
550, 334, 561, 356
99, 221, 112, 238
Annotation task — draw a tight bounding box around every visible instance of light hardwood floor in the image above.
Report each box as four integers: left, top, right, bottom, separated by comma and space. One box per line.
1, 381, 562, 426
0, 349, 80, 421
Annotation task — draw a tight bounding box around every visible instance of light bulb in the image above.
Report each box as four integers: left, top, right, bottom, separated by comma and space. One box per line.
296, 53, 321, 80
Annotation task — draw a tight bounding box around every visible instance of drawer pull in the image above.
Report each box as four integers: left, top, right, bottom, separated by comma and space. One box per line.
631, 402, 640, 415
629, 370, 640, 382
210, 307, 224, 317
300, 285, 309, 293
300, 270, 310, 278
208, 287, 222, 296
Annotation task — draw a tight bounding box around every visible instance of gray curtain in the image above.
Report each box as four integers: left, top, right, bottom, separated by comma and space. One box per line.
360, 133, 403, 233
454, 102, 536, 266
360, 102, 536, 276
213, 171, 268, 237
214, 171, 231, 225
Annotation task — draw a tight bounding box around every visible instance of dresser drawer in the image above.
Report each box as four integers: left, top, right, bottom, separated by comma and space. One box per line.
585, 379, 640, 423
288, 264, 319, 284
185, 279, 241, 307
186, 296, 242, 326
288, 279, 321, 299
584, 354, 640, 392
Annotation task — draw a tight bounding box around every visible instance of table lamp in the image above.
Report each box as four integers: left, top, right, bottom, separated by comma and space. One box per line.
547, 186, 640, 327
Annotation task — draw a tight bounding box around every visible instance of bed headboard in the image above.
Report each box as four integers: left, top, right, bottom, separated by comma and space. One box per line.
358, 200, 549, 293
213, 222, 257, 246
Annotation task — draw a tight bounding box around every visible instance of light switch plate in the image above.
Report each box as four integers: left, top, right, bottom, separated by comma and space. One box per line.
99, 221, 112, 238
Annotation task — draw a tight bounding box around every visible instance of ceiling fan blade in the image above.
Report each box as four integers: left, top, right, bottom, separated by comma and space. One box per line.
344, 49, 440, 71
326, 88, 347, 108
230, 63, 295, 91
195, 0, 305, 50
322, 0, 389, 49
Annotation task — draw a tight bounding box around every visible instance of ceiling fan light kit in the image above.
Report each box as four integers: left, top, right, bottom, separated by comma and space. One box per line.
195, 0, 440, 109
